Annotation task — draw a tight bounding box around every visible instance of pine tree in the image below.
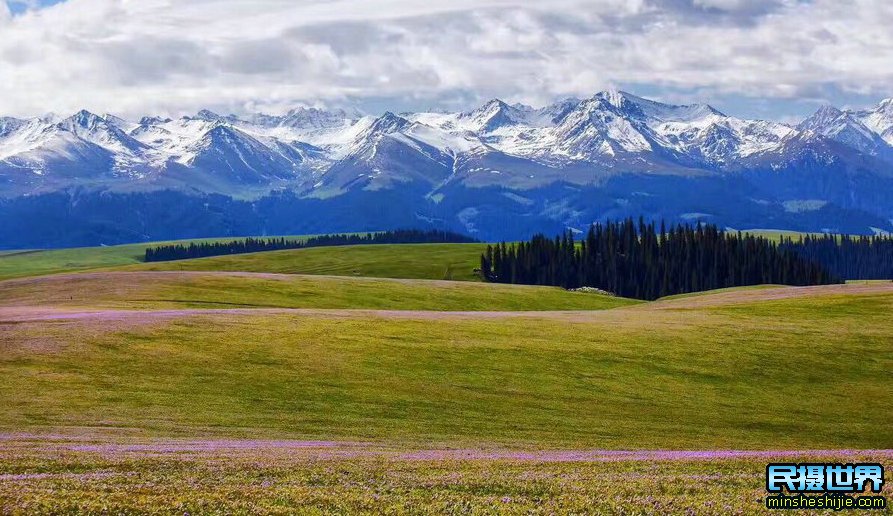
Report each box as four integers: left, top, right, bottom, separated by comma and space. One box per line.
478, 219, 845, 300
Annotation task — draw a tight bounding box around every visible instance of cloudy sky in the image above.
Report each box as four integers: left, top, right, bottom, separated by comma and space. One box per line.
1, 0, 891, 120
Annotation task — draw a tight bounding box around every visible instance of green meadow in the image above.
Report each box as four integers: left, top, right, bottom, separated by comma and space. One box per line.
126, 243, 487, 281
1, 275, 890, 449
0, 271, 636, 311
0, 236, 299, 281
0, 243, 149, 281
0, 236, 890, 514
0, 240, 487, 282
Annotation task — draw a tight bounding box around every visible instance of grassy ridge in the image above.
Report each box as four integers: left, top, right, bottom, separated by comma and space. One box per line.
0, 271, 637, 311
125, 243, 487, 281
0, 240, 488, 283
1, 289, 890, 449
0, 236, 306, 281
0, 243, 149, 281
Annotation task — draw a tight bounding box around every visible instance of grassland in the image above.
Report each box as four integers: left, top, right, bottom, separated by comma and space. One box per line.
0, 271, 636, 311
125, 243, 487, 281
0, 243, 148, 281
1, 442, 888, 515
1, 278, 890, 449
0, 240, 488, 284
1, 237, 891, 514
0, 236, 307, 281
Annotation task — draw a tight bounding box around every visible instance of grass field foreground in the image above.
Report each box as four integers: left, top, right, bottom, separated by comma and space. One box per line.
1, 441, 889, 515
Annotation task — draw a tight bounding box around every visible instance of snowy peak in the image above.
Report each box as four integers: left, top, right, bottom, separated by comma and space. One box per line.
102, 114, 134, 131
854, 98, 893, 143
198, 124, 244, 143
56, 110, 135, 135
460, 99, 529, 132
590, 90, 645, 117
335, 112, 412, 163
189, 124, 274, 161
549, 95, 656, 158
0, 117, 26, 138
138, 116, 172, 127
807, 104, 843, 122
858, 97, 893, 117
192, 109, 228, 123
0, 109, 149, 167
54, 110, 147, 157
799, 105, 846, 133
598, 90, 723, 123
748, 125, 885, 172
58, 110, 105, 131
183, 124, 307, 186
537, 98, 582, 125
597, 89, 627, 109
366, 112, 409, 135
801, 103, 893, 161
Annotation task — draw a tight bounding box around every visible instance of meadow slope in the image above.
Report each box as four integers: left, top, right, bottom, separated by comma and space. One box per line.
124, 243, 487, 281
0, 274, 890, 449
0, 271, 635, 312
0, 236, 309, 281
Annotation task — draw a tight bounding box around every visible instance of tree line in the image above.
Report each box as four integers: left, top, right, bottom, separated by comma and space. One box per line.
780, 234, 893, 280
480, 219, 843, 300
145, 229, 478, 262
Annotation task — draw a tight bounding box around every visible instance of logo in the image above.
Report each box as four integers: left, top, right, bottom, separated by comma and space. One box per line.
765, 463, 887, 511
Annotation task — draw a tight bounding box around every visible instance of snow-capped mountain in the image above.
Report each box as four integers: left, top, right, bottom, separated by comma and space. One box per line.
853, 98, 893, 144
798, 105, 893, 163
3, 90, 884, 194
2, 91, 893, 248
0, 117, 26, 140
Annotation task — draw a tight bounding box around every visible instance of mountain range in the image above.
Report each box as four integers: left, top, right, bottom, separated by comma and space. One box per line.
2, 90, 893, 248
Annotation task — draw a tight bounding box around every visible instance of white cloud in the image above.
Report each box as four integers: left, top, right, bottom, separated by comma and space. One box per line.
0, 0, 890, 117
692, 0, 752, 10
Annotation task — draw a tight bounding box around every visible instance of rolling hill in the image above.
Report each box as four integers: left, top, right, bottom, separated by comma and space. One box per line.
0, 271, 636, 312
0, 274, 890, 449
0, 234, 331, 281
130, 243, 487, 281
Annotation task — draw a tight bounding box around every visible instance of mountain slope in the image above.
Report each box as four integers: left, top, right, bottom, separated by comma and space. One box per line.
316, 112, 455, 196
